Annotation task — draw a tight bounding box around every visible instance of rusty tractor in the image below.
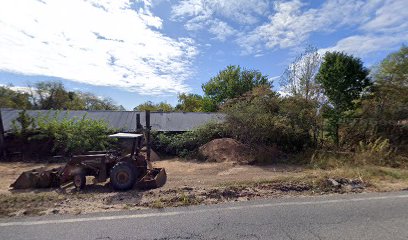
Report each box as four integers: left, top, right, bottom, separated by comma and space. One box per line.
10, 111, 166, 191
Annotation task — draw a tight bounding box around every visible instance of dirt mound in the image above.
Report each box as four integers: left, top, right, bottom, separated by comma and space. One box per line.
199, 138, 254, 164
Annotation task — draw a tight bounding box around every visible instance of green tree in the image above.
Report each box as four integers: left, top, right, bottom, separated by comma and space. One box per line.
358, 46, 408, 145
133, 101, 173, 112
29, 81, 124, 110
78, 92, 124, 110
375, 45, 408, 87
176, 93, 216, 112
202, 65, 271, 107
0, 86, 32, 109
281, 46, 324, 145
35, 81, 73, 109
176, 93, 203, 112
316, 52, 371, 145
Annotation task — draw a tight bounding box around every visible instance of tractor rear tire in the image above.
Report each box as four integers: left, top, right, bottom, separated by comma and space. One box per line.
110, 162, 138, 191
73, 171, 86, 190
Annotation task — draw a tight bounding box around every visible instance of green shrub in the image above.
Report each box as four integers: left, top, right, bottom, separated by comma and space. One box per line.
11, 111, 115, 156
224, 87, 314, 152
11, 110, 36, 143
152, 122, 228, 157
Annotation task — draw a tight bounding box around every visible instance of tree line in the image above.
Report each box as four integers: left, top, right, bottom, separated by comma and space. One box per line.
1, 81, 125, 110
5, 45, 407, 164
134, 65, 271, 112
151, 45, 406, 166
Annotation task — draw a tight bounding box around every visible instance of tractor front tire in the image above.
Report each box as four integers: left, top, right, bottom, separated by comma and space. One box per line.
110, 162, 137, 191
73, 171, 86, 190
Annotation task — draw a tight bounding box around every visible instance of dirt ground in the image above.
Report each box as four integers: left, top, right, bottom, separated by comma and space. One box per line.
156, 159, 303, 189
0, 159, 303, 193
0, 158, 407, 217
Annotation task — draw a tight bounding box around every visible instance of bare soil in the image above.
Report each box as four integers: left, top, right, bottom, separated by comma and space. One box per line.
198, 138, 254, 163
1, 158, 407, 218
157, 158, 303, 188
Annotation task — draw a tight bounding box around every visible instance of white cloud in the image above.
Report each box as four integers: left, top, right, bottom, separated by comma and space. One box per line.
237, 0, 374, 54
361, 0, 408, 33
320, 0, 408, 57
172, 0, 406, 57
319, 34, 408, 57
0, 0, 198, 95
208, 20, 236, 41
172, 0, 269, 24
171, 0, 270, 40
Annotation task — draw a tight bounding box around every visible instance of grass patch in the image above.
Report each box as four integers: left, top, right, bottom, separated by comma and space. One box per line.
151, 199, 165, 209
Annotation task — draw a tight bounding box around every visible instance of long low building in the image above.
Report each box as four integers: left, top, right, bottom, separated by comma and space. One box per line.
0, 109, 225, 133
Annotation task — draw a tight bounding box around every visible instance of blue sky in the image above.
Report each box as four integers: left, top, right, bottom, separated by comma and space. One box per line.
0, 0, 407, 109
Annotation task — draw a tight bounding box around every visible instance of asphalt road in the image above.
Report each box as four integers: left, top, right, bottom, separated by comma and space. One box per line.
1, 191, 407, 240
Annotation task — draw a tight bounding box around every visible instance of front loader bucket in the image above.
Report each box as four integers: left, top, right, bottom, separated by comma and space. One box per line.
10, 168, 61, 189
137, 168, 167, 189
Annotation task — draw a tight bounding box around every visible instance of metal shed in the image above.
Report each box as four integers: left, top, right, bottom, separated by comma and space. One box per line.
0, 109, 225, 133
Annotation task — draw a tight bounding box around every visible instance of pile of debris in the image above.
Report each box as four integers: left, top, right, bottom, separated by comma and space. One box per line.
325, 178, 366, 192
198, 138, 254, 164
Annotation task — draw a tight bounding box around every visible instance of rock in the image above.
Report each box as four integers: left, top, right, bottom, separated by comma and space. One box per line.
327, 178, 340, 187
342, 184, 353, 192
351, 183, 365, 190
337, 178, 350, 184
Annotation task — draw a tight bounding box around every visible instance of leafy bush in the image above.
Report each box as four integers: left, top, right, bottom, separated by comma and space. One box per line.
11, 110, 36, 141
223, 86, 314, 152
11, 111, 115, 156
152, 122, 228, 157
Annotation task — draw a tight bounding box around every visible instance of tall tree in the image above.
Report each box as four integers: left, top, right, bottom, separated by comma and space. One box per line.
316, 51, 370, 145
374, 45, 408, 118
35, 81, 72, 109
202, 65, 271, 106
281, 46, 324, 145
364, 46, 408, 143
281, 46, 322, 101
0, 85, 32, 109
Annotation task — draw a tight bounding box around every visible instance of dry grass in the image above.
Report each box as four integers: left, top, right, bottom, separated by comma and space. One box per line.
0, 192, 66, 216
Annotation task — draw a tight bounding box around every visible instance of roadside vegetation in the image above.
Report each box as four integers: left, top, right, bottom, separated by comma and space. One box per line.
9, 110, 115, 158
0, 46, 407, 216
1, 81, 125, 110
6, 46, 406, 168
153, 46, 407, 169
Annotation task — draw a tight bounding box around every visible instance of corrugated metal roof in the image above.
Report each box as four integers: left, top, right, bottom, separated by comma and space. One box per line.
0, 109, 225, 132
